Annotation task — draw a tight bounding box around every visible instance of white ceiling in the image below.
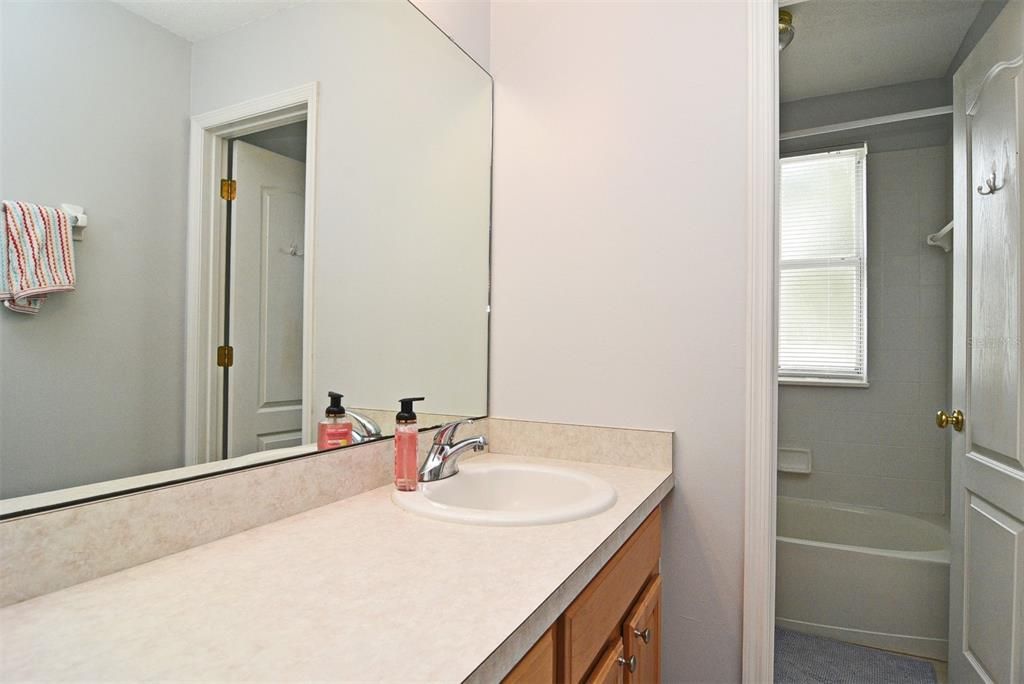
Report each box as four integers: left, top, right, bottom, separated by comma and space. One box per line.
780, 0, 984, 103
113, 0, 306, 43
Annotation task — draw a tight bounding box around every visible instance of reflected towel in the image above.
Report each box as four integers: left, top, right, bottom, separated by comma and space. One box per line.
1, 200, 77, 314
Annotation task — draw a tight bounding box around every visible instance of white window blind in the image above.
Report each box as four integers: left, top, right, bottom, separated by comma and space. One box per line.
779, 146, 867, 384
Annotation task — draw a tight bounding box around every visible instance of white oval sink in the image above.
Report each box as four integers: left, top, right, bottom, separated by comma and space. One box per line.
391, 461, 617, 526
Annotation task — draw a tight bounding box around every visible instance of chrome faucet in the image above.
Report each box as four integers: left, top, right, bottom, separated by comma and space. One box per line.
348, 410, 383, 444
418, 419, 487, 482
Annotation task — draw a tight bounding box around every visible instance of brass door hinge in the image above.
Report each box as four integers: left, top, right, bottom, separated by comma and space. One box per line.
220, 178, 237, 201
217, 345, 234, 368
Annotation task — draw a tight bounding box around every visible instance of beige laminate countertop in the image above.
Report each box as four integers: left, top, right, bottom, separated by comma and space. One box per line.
0, 453, 672, 683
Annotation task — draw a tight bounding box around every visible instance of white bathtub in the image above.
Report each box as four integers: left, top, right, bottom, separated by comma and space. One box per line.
775, 496, 950, 660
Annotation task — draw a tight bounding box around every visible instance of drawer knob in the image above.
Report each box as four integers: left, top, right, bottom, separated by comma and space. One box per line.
633, 627, 651, 644
617, 655, 637, 673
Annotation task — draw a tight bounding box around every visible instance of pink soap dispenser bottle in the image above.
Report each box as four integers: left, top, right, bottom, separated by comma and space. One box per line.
394, 397, 424, 491
317, 391, 353, 450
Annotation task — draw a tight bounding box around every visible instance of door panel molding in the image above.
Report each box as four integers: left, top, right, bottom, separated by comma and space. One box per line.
966, 55, 1024, 117
962, 493, 1023, 684
256, 431, 303, 452
258, 185, 305, 409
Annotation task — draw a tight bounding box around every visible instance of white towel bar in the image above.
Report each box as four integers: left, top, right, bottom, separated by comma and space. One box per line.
61, 204, 87, 241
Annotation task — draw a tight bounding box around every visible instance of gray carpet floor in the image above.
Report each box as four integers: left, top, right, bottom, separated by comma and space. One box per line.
774, 628, 937, 684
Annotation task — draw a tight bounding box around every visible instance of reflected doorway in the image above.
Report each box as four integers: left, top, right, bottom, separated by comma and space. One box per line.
221, 121, 308, 459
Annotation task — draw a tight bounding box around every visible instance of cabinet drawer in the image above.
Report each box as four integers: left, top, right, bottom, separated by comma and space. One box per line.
503, 625, 556, 684
561, 508, 662, 683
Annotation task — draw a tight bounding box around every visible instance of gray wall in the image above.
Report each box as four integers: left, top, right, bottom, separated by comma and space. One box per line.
0, 1, 191, 497
778, 144, 953, 516
780, 79, 953, 155
781, 78, 950, 134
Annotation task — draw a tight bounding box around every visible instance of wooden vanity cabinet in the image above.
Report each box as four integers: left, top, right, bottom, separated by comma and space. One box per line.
502, 507, 662, 684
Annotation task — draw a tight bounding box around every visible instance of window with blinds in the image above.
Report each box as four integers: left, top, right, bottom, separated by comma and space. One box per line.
779, 145, 867, 384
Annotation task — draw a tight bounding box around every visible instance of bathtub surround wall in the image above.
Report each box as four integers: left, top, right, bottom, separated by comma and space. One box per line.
778, 144, 953, 516
0, 1, 191, 498
488, 3, 750, 681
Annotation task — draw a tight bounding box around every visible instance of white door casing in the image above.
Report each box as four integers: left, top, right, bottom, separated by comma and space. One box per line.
949, 3, 1024, 683
185, 82, 318, 465
227, 141, 305, 458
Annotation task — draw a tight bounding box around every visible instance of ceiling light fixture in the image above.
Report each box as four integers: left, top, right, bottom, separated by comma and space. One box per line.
779, 10, 795, 51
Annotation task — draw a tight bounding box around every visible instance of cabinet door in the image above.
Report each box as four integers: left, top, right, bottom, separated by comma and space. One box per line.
586, 640, 626, 684
562, 509, 662, 682
623, 574, 662, 684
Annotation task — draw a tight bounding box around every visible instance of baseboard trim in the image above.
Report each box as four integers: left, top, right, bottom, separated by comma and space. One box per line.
776, 618, 948, 661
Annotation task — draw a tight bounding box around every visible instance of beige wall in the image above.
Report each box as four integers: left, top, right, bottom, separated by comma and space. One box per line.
489, 2, 750, 681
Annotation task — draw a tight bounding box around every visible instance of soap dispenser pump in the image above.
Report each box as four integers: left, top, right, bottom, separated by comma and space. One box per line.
394, 397, 425, 491
317, 391, 353, 451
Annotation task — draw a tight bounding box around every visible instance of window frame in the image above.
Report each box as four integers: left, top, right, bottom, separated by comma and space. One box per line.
777, 144, 869, 388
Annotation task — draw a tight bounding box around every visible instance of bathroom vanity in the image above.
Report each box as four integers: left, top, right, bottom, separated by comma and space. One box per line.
506, 508, 662, 683
0, 427, 673, 682
0, 5, 677, 680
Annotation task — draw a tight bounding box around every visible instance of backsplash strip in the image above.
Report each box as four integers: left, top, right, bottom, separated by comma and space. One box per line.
488, 418, 672, 470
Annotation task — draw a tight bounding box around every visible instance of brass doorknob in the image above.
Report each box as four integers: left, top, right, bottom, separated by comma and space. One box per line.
936, 409, 965, 432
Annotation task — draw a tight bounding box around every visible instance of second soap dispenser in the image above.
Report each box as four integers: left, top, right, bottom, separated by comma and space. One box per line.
394, 397, 425, 491
317, 391, 353, 450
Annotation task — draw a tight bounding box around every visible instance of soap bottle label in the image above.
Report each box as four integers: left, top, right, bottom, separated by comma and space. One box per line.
394, 425, 418, 491
318, 422, 353, 450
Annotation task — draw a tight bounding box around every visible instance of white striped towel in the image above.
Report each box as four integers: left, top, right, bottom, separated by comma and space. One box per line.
1, 200, 77, 314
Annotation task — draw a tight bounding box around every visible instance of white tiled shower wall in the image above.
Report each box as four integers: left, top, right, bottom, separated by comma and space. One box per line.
778, 144, 953, 516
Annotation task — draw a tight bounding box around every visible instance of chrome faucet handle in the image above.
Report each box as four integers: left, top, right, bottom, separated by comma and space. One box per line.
347, 409, 382, 438
419, 419, 487, 482
433, 418, 474, 446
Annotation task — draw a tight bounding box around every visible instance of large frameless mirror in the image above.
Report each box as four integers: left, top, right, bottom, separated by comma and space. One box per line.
0, 0, 491, 514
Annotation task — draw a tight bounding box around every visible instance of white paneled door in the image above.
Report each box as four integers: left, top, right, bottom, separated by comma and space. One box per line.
227, 141, 306, 458
949, 3, 1024, 683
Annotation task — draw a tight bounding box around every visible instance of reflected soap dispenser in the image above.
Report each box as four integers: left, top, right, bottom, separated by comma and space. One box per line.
394, 397, 425, 491
317, 391, 353, 450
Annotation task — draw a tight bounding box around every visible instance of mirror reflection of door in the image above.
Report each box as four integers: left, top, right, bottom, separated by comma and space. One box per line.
223, 124, 307, 459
